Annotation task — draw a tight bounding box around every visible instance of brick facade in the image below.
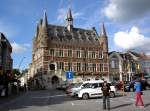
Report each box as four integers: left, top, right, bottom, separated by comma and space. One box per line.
31, 9, 109, 88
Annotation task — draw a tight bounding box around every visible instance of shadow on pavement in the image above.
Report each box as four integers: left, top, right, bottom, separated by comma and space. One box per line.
110, 103, 132, 110
145, 103, 150, 108
0, 89, 79, 111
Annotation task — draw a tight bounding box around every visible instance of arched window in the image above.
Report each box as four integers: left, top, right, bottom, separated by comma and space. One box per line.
49, 64, 55, 70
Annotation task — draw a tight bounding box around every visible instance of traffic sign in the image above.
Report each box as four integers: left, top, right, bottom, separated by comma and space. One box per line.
66, 71, 73, 80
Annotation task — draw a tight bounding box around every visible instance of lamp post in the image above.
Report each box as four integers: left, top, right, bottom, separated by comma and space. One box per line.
16, 56, 25, 93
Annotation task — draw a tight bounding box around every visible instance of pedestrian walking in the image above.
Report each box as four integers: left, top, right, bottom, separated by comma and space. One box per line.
134, 79, 144, 108
101, 80, 111, 110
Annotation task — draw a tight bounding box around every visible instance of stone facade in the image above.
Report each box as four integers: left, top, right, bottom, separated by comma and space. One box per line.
128, 51, 150, 77
109, 51, 150, 82
30, 9, 109, 89
109, 51, 138, 82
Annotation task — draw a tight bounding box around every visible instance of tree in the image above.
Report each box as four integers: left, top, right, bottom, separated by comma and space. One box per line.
12, 69, 21, 76
22, 69, 28, 74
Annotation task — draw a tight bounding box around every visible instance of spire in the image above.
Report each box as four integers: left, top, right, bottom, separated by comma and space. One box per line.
67, 8, 73, 20
66, 8, 73, 31
99, 22, 108, 53
35, 22, 39, 37
40, 19, 43, 26
100, 22, 107, 36
42, 10, 48, 27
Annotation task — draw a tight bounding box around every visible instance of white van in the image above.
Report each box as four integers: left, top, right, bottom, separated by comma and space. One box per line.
75, 80, 116, 99
69, 80, 104, 96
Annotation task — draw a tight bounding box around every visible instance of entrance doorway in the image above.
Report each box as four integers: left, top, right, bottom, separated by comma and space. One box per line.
51, 76, 59, 88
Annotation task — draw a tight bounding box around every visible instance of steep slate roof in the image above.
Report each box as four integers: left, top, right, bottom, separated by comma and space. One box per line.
47, 24, 99, 43
109, 51, 135, 60
128, 51, 150, 60
128, 51, 141, 57
109, 51, 124, 57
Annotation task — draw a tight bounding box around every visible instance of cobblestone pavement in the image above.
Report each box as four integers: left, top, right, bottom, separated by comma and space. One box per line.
0, 89, 150, 111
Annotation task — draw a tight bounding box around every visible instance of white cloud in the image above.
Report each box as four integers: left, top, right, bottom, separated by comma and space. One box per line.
114, 26, 150, 52
56, 8, 83, 24
103, 0, 150, 22
11, 42, 30, 54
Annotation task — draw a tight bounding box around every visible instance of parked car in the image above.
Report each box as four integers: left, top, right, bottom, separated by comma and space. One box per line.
124, 79, 150, 92
66, 81, 93, 96
141, 79, 150, 90
56, 83, 68, 91
124, 80, 135, 92
75, 80, 116, 100
66, 83, 77, 94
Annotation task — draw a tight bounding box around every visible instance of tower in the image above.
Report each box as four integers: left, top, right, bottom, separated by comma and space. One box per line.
99, 22, 109, 80
40, 10, 49, 48
35, 22, 39, 38
66, 8, 73, 32
99, 22, 108, 53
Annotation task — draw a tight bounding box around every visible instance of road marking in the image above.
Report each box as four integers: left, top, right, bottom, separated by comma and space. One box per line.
49, 94, 67, 98
70, 102, 86, 106
71, 102, 74, 106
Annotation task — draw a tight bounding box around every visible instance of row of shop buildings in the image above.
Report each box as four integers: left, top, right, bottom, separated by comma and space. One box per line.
0, 32, 13, 96
27, 9, 150, 89
109, 51, 150, 82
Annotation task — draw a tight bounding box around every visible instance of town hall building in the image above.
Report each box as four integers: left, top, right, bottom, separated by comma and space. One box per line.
30, 8, 109, 89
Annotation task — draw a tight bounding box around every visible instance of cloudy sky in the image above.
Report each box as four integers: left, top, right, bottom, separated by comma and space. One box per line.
0, 0, 150, 70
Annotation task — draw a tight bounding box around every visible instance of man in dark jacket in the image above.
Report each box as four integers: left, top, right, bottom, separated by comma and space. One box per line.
101, 80, 110, 110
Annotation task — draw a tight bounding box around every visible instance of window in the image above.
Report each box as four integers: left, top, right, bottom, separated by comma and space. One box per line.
92, 63, 96, 72
49, 49, 55, 56
99, 51, 103, 59
89, 63, 92, 71
55, 49, 58, 56
111, 60, 115, 68
68, 49, 72, 57
83, 63, 88, 71
83, 50, 88, 58
59, 49, 63, 57
57, 62, 64, 70
77, 63, 81, 71
83, 83, 91, 88
88, 51, 92, 58
111, 59, 119, 68
49, 64, 55, 70
68, 62, 72, 71
77, 50, 81, 58
92, 51, 96, 59
91, 83, 99, 88
100, 64, 103, 72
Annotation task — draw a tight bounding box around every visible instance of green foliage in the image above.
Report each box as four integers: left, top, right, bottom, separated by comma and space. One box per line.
12, 69, 21, 76
74, 72, 78, 77
22, 69, 28, 74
